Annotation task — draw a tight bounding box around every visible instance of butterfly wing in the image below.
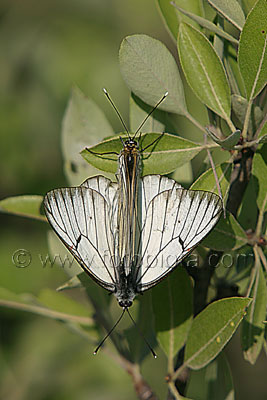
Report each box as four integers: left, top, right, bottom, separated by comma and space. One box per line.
135, 177, 222, 291
44, 176, 119, 291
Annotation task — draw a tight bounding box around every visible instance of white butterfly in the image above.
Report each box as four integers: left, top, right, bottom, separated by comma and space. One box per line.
43, 91, 222, 354
44, 142, 222, 308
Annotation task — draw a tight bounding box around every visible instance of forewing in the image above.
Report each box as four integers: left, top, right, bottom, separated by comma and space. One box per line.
136, 187, 222, 290
81, 175, 119, 235
44, 179, 118, 291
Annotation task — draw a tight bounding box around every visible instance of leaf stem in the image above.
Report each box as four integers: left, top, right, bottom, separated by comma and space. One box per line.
204, 134, 225, 217
0, 299, 93, 325
225, 115, 236, 133
242, 98, 253, 141
257, 246, 267, 274
172, 363, 187, 383
246, 246, 259, 297
184, 112, 207, 134
168, 380, 182, 400
255, 193, 267, 238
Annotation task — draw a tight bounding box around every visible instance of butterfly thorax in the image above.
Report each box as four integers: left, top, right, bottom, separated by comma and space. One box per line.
116, 138, 141, 274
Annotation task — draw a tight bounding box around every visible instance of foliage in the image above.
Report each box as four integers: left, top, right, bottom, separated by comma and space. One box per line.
1, 0, 267, 399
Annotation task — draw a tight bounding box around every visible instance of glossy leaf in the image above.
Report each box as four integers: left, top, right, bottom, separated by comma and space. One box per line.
129, 93, 167, 133
224, 46, 247, 97
242, 261, 267, 364
178, 23, 231, 120
257, 121, 267, 140
258, 134, 267, 144
173, 5, 238, 44
119, 34, 187, 115
206, 128, 241, 149
38, 288, 90, 318
172, 161, 193, 186
78, 271, 112, 311
190, 162, 232, 201
47, 231, 83, 277
186, 352, 234, 400
184, 297, 251, 369
157, 0, 179, 40
81, 132, 203, 175
231, 94, 263, 133
0, 195, 45, 221
238, 0, 267, 99
56, 274, 83, 291
242, 0, 257, 15
207, 0, 245, 30
252, 145, 267, 211
126, 293, 157, 363
0, 287, 92, 325
62, 86, 114, 185
202, 211, 248, 250
169, 0, 204, 30
152, 267, 193, 357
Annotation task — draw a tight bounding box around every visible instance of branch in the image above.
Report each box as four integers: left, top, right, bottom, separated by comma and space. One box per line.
191, 147, 255, 314
125, 363, 158, 400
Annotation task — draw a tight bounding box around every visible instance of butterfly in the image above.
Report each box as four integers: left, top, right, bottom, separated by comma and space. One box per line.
43, 90, 223, 353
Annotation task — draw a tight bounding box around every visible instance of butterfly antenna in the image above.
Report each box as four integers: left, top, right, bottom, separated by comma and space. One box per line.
93, 308, 126, 355
133, 91, 168, 139
126, 308, 157, 358
103, 88, 129, 134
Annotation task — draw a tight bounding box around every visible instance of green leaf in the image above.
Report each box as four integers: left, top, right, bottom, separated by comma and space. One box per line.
126, 293, 156, 363
0, 287, 33, 303
252, 145, 267, 211
207, 0, 245, 30
152, 267, 193, 357
173, 5, 239, 44
166, 0, 205, 31
206, 128, 241, 149
242, 0, 258, 15
119, 34, 188, 115
258, 134, 267, 144
81, 132, 202, 175
129, 93, 168, 133
171, 161, 193, 186
224, 46, 247, 97
0, 287, 92, 326
156, 0, 179, 40
47, 231, 83, 277
184, 297, 251, 369
231, 94, 263, 133
242, 261, 267, 364
178, 23, 231, 120
78, 272, 111, 311
56, 274, 83, 291
190, 162, 232, 200
38, 288, 90, 318
238, 0, 267, 99
62, 86, 114, 185
258, 121, 267, 140
186, 352, 234, 400
238, 178, 258, 230
0, 195, 45, 221
202, 211, 248, 250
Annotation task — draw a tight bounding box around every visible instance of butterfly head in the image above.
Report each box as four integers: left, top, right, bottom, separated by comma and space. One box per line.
124, 138, 138, 150
118, 299, 132, 308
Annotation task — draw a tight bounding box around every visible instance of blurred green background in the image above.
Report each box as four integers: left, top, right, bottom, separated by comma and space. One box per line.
1, 0, 266, 399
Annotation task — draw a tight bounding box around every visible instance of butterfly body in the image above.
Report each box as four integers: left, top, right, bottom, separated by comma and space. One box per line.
116, 138, 141, 279
44, 134, 222, 310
